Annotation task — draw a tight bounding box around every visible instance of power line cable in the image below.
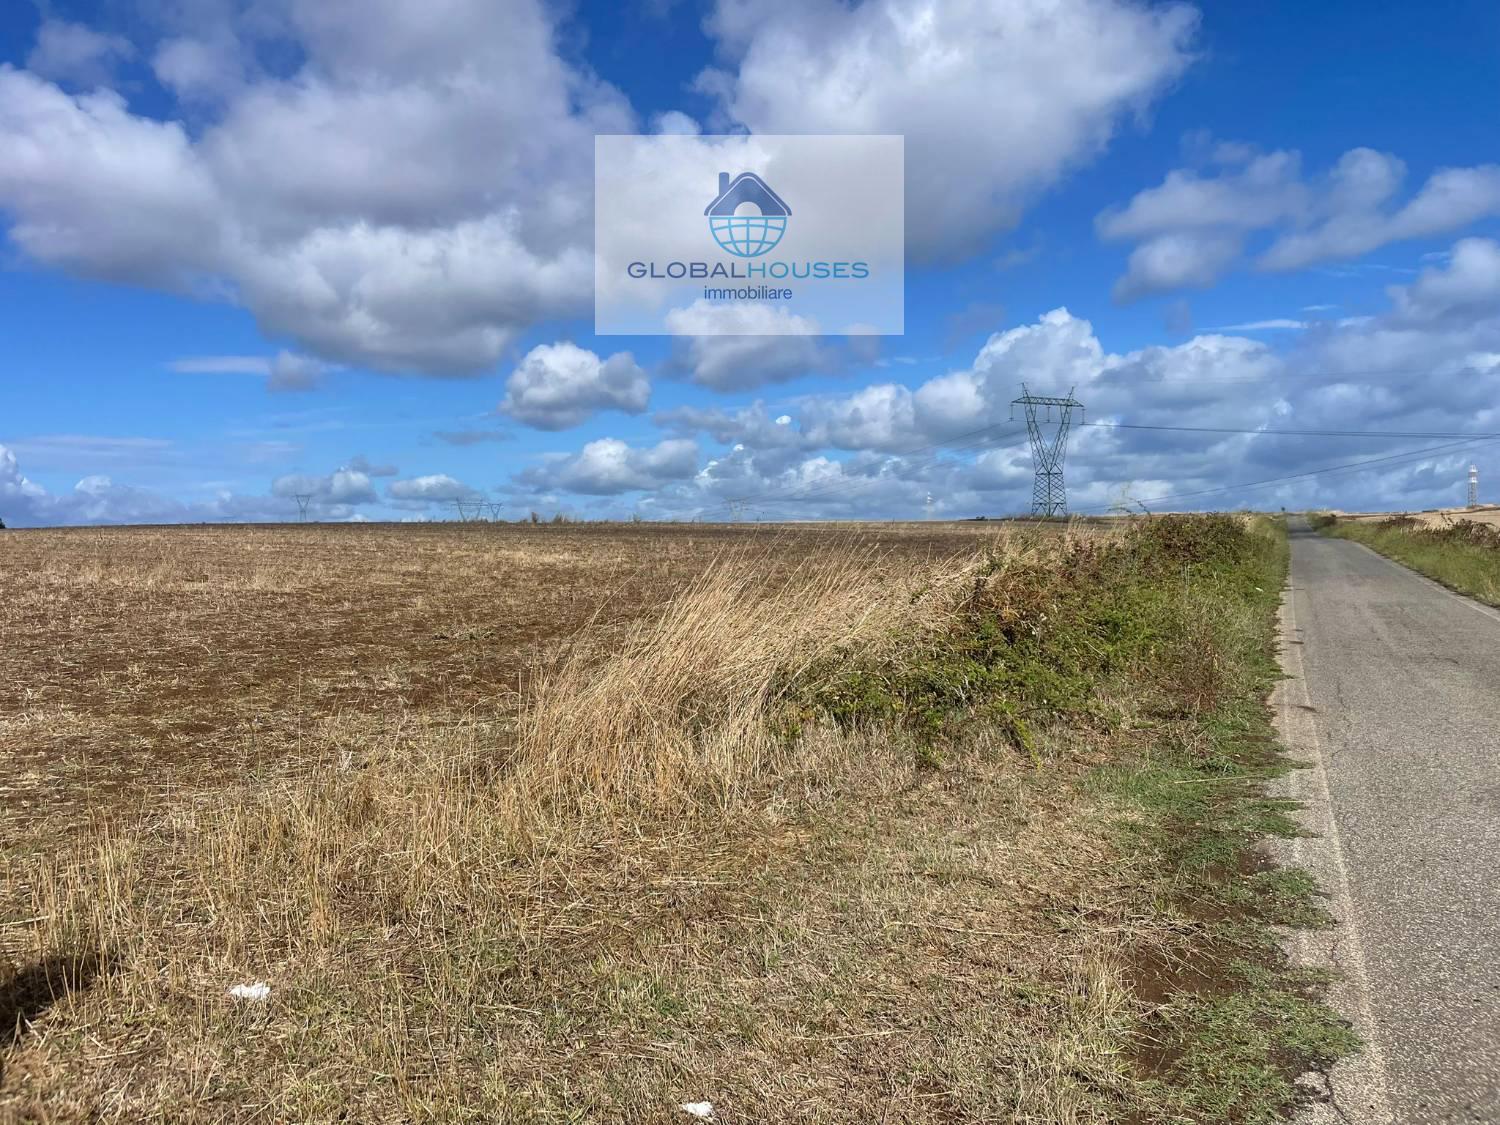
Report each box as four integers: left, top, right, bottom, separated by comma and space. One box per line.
1117, 363, 1500, 385
1086, 436, 1500, 513
690, 408, 1500, 520
1080, 422, 1500, 439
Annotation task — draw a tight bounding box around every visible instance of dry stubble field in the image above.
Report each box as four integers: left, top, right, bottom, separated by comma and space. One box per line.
5, 520, 1115, 1122
1, 521, 994, 853
0, 516, 1334, 1123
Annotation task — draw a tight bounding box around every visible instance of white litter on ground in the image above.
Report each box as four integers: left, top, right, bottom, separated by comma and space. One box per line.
679, 1102, 714, 1119
228, 982, 271, 1001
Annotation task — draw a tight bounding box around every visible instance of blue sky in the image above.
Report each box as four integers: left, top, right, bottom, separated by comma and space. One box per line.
2, 0, 1499, 525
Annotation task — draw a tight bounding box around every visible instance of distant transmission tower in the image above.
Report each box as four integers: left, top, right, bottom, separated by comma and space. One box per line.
924, 492, 935, 520
1469, 464, 1480, 509
1011, 384, 1084, 517
293, 494, 312, 522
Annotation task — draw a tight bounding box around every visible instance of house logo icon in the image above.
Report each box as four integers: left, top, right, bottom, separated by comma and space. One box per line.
705, 171, 791, 258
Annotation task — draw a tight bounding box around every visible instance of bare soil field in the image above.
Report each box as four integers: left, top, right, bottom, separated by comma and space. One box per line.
0, 521, 1000, 848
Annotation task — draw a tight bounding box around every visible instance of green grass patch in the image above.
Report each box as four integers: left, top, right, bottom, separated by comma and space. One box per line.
1144, 975, 1360, 1125
803, 514, 1290, 764
1076, 516, 1360, 1122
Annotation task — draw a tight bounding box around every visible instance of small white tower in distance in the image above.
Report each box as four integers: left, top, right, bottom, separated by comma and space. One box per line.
924, 492, 935, 520
1469, 464, 1480, 509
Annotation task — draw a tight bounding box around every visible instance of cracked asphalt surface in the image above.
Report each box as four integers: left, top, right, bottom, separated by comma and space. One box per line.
1272, 519, 1500, 1124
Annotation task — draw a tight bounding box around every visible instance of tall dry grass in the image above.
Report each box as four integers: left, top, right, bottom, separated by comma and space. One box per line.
511, 546, 948, 812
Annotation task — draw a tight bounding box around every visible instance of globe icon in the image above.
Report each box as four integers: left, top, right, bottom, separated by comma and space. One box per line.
709, 213, 788, 258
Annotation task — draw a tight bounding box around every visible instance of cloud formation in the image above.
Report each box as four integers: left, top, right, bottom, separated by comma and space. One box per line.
701, 0, 1197, 261
271, 467, 379, 505
387, 473, 483, 502
170, 351, 331, 391
0, 0, 632, 373
1386, 237, 1500, 326
0, 0, 1203, 382
0, 443, 290, 526
0, 446, 498, 527
12, 236, 1500, 526
626, 256, 1500, 518
1100, 143, 1500, 298
345, 455, 398, 477
0, 444, 47, 513
499, 344, 650, 430
25, 19, 133, 87
433, 429, 513, 446
516, 438, 699, 495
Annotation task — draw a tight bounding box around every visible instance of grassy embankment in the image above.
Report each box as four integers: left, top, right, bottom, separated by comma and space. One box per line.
1, 515, 1354, 1122
1318, 513, 1500, 605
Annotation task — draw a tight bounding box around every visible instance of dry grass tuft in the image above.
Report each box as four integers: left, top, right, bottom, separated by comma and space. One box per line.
512, 546, 944, 811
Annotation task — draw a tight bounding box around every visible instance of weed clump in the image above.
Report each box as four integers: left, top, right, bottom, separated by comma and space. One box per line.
802, 512, 1280, 760
1353, 512, 1500, 551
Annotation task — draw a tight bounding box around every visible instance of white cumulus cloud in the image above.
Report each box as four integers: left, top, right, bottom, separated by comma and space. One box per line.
701, 0, 1198, 261
499, 343, 650, 430
0, 0, 633, 373
272, 468, 378, 505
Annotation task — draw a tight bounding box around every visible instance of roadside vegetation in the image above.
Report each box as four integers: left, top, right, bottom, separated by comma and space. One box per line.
1318, 512, 1500, 605
1, 516, 1354, 1122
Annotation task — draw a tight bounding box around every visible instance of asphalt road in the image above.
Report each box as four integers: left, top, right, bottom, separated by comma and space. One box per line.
1271, 519, 1500, 1124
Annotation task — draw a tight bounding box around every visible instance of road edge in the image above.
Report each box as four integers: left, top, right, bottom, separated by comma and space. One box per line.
1333, 531, 1500, 627
1266, 577, 1397, 1125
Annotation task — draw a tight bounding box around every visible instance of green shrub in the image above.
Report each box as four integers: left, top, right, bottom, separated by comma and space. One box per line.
803, 514, 1275, 765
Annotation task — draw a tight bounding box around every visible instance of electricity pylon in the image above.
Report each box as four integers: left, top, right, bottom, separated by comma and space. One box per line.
293, 494, 312, 522
1011, 384, 1084, 517
1469, 464, 1480, 509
